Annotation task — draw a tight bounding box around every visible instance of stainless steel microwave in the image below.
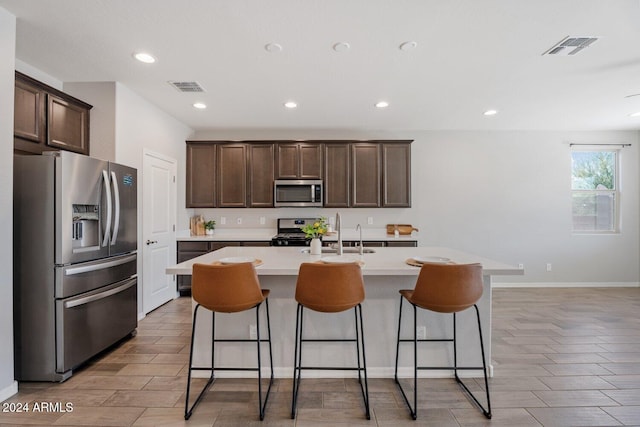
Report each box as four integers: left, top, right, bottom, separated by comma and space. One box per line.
274, 179, 323, 207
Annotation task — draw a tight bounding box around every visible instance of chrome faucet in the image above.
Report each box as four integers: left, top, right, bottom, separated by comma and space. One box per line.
355, 224, 363, 255
335, 212, 343, 255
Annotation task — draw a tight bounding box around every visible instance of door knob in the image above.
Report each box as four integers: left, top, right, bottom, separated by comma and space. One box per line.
146, 240, 158, 245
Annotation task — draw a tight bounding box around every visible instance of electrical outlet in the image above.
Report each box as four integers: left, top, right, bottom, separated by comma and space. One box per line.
259, 216, 266, 225
416, 326, 426, 340
220, 217, 226, 225
367, 217, 373, 225
237, 217, 242, 225
546, 263, 552, 272
249, 324, 257, 340
518, 263, 524, 270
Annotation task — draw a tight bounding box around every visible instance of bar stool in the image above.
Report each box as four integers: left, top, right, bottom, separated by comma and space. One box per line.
394, 263, 491, 420
185, 262, 273, 421
291, 262, 370, 420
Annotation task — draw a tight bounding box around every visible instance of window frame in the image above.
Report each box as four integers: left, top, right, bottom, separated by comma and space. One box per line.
570, 147, 620, 234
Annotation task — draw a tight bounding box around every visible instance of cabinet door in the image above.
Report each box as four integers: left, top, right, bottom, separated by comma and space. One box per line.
382, 142, 411, 207
275, 143, 299, 179
248, 143, 274, 207
186, 143, 217, 207
324, 143, 351, 207
351, 143, 381, 207
276, 142, 322, 179
299, 143, 323, 178
47, 94, 90, 155
217, 144, 248, 207
14, 77, 46, 145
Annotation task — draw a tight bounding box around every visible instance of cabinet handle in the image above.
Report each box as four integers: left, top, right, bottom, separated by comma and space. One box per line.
146, 240, 158, 245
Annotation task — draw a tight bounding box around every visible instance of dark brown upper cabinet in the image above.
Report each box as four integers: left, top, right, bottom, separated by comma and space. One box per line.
13, 71, 92, 156
382, 142, 411, 207
248, 143, 275, 207
351, 143, 381, 207
186, 143, 217, 208
324, 143, 351, 208
185, 140, 411, 209
275, 142, 322, 179
47, 94, 90, 154
217, 143, 248, 208
14, 76, 46, 145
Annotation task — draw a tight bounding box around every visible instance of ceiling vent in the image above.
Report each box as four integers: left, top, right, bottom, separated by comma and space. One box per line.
543, 36, 599, 56
168, 81, 206, 92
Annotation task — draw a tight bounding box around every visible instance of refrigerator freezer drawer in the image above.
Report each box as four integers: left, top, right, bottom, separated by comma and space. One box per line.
56, 277, 137, 374
55, 253, 137, 298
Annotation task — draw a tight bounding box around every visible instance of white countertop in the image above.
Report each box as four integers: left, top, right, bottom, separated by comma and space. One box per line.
166, 246, 522, 277
176, 228, 418, 242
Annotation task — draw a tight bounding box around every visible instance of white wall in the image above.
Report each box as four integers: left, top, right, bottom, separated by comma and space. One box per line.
0, 6, 17, 401
114, 83, 193, 314
192, 128, 640, 286
64, 82, 116, 161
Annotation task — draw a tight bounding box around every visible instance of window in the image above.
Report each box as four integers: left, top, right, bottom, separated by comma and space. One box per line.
571, 149, 618, 233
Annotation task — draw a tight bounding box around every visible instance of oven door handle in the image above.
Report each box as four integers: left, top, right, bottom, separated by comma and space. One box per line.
64, 278, 136, 309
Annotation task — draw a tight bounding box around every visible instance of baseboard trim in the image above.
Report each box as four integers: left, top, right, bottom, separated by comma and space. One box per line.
0, 380, 18, 402
493, 282, 640, 288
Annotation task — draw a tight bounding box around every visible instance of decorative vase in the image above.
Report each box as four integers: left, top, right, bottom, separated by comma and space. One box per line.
310, 238, 322, 255
205, 229, 214, 236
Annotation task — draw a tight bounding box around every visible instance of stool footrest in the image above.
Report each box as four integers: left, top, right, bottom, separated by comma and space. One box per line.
297, 366, 365, 371
417, 366, 485, 371
398, 338, 454, 343
212, 338, 270, 343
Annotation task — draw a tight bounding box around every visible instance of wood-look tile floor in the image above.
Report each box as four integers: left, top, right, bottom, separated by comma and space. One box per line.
2, 287, 639, 426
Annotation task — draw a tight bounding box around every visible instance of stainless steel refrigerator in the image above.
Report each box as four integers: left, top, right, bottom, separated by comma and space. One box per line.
14, 151, 138, 381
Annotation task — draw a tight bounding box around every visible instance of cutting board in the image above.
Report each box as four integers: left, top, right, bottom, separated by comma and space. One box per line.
386, 224, 419, 235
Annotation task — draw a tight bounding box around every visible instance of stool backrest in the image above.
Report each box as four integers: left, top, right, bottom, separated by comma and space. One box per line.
295, 263, 365, 312
411, 263, 483, 313
192, 262, 264, 313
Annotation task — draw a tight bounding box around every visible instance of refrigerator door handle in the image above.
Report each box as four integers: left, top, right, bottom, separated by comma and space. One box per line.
64, 253, 137, 276
110, 171, 120, 245
63, 278, 136, 309
102, 170, 112, 247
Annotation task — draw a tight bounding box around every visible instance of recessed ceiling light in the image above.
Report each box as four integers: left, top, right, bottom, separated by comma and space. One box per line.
133, 52, 156, 64
629, 111, 640, 117
284, 101, 298, 109
375, 101, 389, 108
333, 42, 351, 52
193, 102, 207, 109
264, 43, 283, 53
399, 41, 418, 51
483, 109, 498, 116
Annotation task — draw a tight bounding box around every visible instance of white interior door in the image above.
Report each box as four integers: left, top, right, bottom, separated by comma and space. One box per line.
142, 150, 177, 313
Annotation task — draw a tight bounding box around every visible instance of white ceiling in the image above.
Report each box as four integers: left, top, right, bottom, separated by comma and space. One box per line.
2, 0, 640, 132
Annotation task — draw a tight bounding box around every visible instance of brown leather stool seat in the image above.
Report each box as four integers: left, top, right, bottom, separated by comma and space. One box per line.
185, 263, 273, 421
394, 263, 492, 419
291, 263, 370, 420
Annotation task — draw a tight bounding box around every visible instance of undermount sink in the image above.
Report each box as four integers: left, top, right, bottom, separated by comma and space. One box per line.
300, 247, 376, 254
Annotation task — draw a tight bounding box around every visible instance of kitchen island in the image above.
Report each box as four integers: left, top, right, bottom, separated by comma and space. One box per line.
166, 246, 522, 378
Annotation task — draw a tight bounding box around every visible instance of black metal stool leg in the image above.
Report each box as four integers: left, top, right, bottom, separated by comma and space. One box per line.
291, 303, 304, 419
356, 304, 371, 420
394, 296, 418, 420
184, 305, 215, 420
451, 306, 492, 419
255, 299, 274, 420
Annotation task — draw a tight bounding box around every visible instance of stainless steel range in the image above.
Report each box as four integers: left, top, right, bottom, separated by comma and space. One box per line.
270, 218, 320, 246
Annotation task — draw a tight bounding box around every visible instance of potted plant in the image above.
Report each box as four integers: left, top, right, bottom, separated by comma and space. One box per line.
204, 220, 216, 235
301, 217, 327, 255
